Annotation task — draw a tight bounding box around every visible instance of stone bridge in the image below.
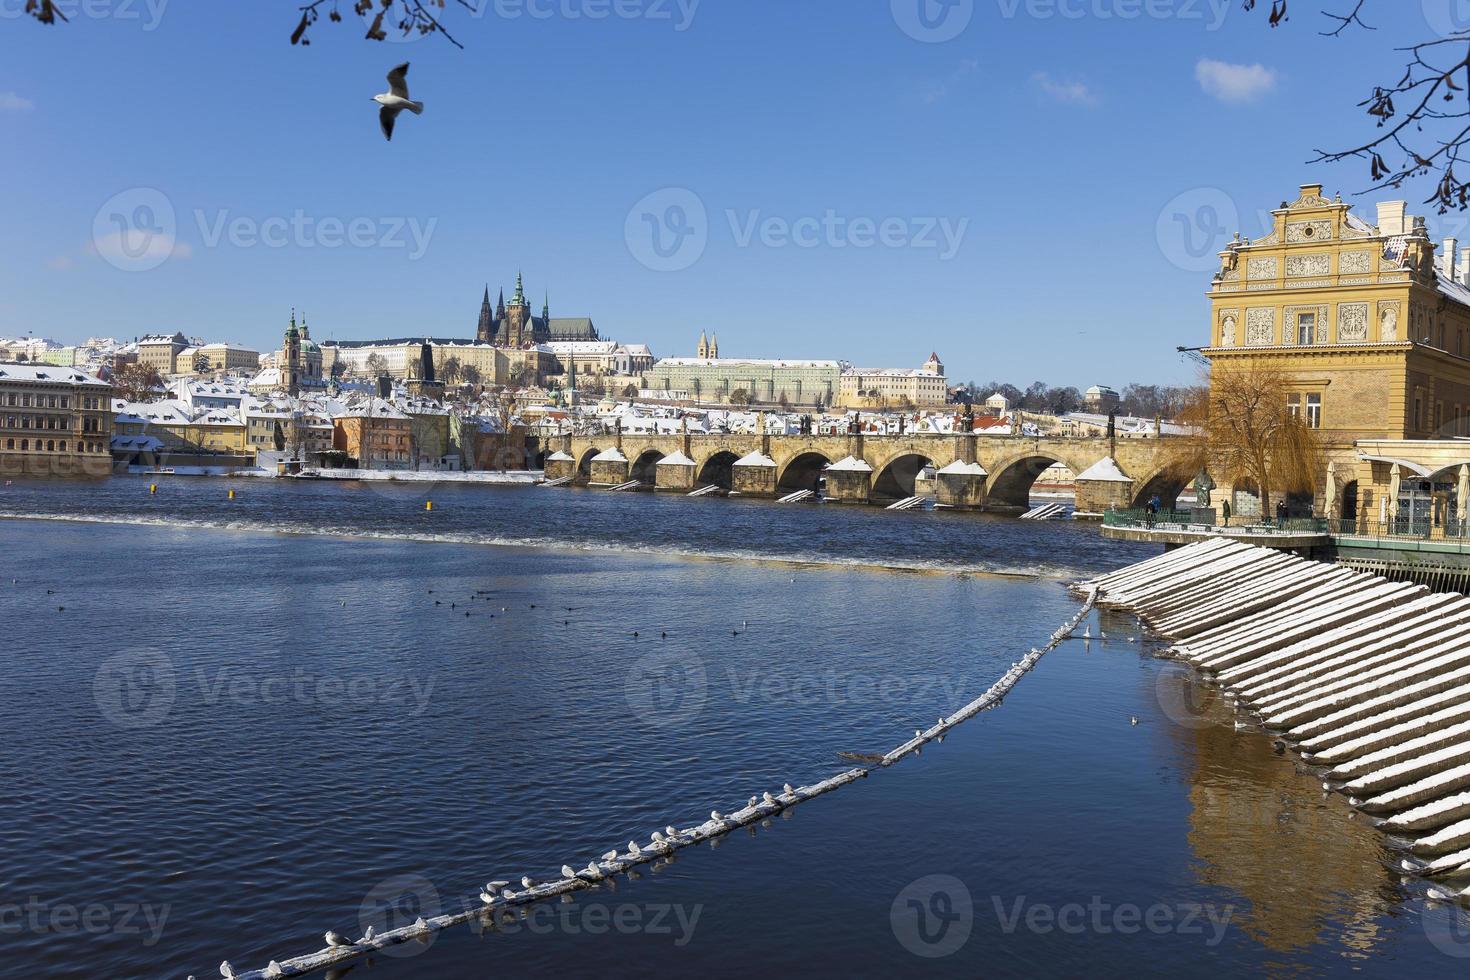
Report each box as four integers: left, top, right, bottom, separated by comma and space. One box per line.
542, 432, 1185, 513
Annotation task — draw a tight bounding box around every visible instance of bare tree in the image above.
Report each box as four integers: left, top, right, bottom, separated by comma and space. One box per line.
364, 353, 388, 378
288, 0, 474, 48
440, 355, 461, 386
461, 363, 481, 387
1166, 363, 1324, 517
1248, 0, 1470, 212
112, 363, 163, 402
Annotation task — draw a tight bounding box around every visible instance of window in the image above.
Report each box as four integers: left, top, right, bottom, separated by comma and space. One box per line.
1306, 393, 1322, 429
1297, 313, 1316, 345
1415, 392, 1425, 431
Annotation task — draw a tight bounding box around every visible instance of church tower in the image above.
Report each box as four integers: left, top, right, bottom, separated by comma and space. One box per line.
697, 330, 709, 359
477, 285, 494, 343
710, 333, 719, 359
284, 309, 301, 397
506, 272, 531, 348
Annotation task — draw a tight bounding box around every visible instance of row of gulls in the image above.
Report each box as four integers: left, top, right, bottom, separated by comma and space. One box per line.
208, 592, 1102, 979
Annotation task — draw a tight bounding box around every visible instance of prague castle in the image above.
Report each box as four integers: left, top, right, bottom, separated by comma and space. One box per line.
475, 272, 599, 347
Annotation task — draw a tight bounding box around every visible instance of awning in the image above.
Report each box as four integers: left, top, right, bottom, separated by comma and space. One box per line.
1356, 454, 1433, 478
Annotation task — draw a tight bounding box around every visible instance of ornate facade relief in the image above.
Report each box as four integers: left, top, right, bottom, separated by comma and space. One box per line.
1247, 256, 1279, 280
1286, 220, 1332, 243
1378, 301, 1401, 342
1286, 253, 1331, 278
1246, 307, 1276, 346
1219, 310, 1239, 347
1339, 250, 1372, 275
1337, 303, 1368, 343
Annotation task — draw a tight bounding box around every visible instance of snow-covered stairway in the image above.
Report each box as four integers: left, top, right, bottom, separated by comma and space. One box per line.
1079, 539, 1470, 900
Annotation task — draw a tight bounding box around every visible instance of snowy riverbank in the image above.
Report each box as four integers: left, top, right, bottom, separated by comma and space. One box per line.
123, 465, 544, 485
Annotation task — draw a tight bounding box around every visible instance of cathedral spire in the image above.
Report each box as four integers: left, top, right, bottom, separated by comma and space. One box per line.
477, 285, 495, 343
496, 289, 506, 318
511, 270, 527, 306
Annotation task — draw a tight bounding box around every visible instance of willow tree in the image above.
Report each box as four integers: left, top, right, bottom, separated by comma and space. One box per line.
1165, 362, 1325, 517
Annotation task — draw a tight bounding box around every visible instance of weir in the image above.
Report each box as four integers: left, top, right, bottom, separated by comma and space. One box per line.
206, 594, 1100, 978
1080, 539, 1470, 899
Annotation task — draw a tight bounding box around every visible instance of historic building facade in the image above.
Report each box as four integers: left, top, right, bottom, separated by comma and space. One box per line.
1206, 183, 1470, 518
0, 363, 114, 476
837, 352, 948, 409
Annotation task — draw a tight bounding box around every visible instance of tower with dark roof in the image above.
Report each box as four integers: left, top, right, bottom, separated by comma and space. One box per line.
477, 286, 494, 343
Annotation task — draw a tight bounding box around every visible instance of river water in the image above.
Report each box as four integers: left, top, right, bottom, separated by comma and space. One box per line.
0, 476, 1463, 978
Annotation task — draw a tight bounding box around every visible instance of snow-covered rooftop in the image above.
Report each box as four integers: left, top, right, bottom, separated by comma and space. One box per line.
827, 455, 873, 472
0, 364, 109, 387
937, 460, 988, 476
657, 450, 696, 466
733, 451, 776, 467
591, 447, 627, 462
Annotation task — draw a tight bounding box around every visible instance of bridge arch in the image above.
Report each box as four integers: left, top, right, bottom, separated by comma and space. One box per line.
629, 449, 664, 487
1129, 466, 1189, 510
696, 450, 740, 491
576, 446, 604, 481
871, 451, 938, 501
776, 451, 833, 493
986, 453, 1084, 510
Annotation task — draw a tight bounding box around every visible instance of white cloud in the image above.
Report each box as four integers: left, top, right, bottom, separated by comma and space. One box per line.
1195, 58, 1277, 104
922, 58, 980, 105
0, 91, 35, 112
1031, 72, 1099, 107
88, 231, 192, 265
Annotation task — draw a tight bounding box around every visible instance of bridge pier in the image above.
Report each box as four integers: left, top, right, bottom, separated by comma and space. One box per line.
825, 457, 873, 503
655, 452, 697, 491
588, 448, 629, 487
732, 452, 777, 496
1074, 457, 1136, 517
934, 461, 988, 509
544, 451, 575, 483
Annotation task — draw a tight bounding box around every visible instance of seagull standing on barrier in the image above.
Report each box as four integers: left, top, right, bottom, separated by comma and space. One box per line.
324, 930, 354, 948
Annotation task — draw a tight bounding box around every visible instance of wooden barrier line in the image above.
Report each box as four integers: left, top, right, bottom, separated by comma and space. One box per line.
208, 593, 1099, 979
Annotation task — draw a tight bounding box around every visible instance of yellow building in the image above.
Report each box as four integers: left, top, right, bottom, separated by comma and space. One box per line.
1205, 183, 1470, 518
136, 332, 191, 376
194, 342, 261, 375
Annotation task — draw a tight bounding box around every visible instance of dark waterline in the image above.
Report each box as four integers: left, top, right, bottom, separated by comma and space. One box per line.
0, 478, 1460, 979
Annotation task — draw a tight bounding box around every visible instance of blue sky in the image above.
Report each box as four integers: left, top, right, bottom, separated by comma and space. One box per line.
0, 1, 1461, 387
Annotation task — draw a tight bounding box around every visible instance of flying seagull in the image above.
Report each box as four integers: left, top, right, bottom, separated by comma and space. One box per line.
374, 62, 424, 142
